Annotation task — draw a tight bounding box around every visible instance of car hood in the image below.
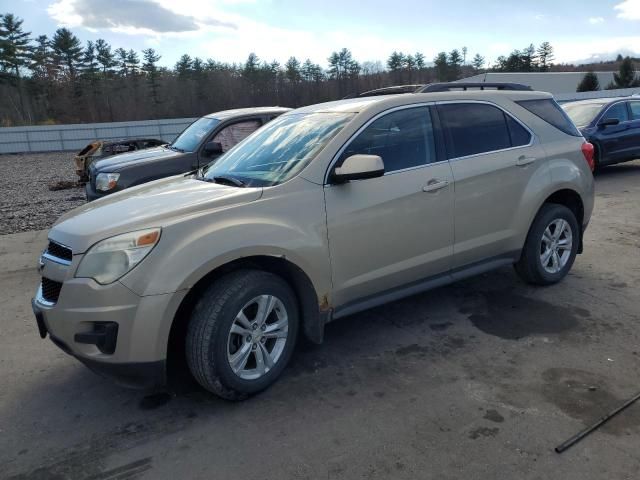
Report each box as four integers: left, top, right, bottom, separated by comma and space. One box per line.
49, 175, 262, 254
92, 146, 184, 172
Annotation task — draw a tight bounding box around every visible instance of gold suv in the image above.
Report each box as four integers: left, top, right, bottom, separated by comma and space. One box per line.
32, 84, 595, 399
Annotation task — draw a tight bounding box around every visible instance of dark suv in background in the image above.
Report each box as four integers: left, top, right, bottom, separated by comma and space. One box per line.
86, 107, 291, 201
562, 97, 640, 168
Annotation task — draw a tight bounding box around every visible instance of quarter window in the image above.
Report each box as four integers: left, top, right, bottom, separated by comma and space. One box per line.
339, 107, 436, 172
602, 102, 629, 123
438, 103, 518, 158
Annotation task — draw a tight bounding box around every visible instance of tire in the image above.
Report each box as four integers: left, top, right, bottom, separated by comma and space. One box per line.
186, 270, 299, 400
515, 203, 580, 286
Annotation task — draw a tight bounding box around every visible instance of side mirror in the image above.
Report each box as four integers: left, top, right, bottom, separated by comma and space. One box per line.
598, 118, 620, 128
203, 141, 223, 155
332, 154, 385, 183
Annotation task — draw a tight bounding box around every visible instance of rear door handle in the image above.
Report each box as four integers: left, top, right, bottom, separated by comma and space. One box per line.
422, 179, 450, 193
516, 155, 536, 167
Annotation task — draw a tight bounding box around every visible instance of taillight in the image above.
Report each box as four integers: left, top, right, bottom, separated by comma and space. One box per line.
581, 142, 595, 172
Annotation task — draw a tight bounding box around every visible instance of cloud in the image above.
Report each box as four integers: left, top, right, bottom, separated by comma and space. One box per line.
588, 17, 605, 24
615, 0, 640, 20
48, 0, 236, 34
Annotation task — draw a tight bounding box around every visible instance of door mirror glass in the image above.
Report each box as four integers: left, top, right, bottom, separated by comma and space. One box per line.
598, 117, 620, 128
203, 141, 223, 155
332, 154, 384, 183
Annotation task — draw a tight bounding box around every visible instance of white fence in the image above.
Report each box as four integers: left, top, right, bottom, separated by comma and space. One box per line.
0, 117, 196, 154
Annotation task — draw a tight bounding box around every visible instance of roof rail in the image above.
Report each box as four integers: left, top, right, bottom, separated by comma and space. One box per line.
354, 84, 425, 98
416, 82, 533, 93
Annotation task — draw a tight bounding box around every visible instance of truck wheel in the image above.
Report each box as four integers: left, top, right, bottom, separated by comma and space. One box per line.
515, 203, 580, 285
186, 270, 299, 400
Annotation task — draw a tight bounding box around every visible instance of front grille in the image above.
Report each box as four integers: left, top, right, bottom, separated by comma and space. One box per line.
46, 241, 72, 262
41, 277, 63, 304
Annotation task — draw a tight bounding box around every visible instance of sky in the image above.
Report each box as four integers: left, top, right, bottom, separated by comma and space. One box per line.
3, 0, 640, 69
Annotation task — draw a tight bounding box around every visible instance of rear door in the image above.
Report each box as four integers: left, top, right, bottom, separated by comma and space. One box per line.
437, 101, 545, 269
597, 101, 631, 163
324, 105, 454, 307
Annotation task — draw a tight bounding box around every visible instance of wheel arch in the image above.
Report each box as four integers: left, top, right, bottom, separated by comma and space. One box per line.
166, 255, 326, 381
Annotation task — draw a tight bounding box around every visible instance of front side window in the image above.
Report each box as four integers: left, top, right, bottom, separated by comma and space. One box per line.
212, 120, 262, 153
602, 102, 629, 123
202, 113, 353, 187
438, 103, 513, 158
171, 117, 220, 152
338, 107, 436, 172
630, 102, 640, 120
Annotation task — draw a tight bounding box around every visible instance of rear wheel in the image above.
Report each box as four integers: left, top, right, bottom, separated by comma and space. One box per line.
186, 270, 299, 400
515, 203, 580, 285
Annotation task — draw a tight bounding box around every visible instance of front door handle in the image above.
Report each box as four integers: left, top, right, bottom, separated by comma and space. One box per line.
516, 155, 536, 167
422, 179, 450, 193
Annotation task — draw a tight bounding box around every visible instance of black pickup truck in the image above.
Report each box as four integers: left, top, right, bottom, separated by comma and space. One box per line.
86, 107, 291, 201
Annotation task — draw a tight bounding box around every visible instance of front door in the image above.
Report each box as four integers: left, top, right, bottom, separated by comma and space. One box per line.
324, 106, 454, 307
597, 101, 631, 164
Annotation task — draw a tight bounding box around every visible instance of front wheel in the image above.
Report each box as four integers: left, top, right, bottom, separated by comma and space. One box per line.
186, 270, 299, 400
515, 203, 580, 285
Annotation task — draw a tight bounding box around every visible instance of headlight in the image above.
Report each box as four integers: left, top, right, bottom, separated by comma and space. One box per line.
76, 228, 161, 284
96, 172, 120, 192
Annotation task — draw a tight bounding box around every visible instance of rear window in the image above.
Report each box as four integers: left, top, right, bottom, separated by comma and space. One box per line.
438, 103, 530, 158
517, 99, 581, 136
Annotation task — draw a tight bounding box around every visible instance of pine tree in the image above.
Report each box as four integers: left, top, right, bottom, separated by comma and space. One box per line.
472, 53, 485, 71
576, 71, 600, 92
0, 14, 32, 120
95, 39, 115, 75
434, 52, 448, 81
612, 57, 640, 88
414, 52, 426, 70
284, 56, 301, 83
448, 49, 463, 80
51, 28, 82, 79
536, 42, 554, 72
141, 48, 161, 110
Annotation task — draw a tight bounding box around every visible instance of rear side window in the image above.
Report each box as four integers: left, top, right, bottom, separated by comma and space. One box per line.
603, 102, 629, 123
506, 115, 532, 147
630, 102, 640, 120
339, 106, 436, 172
438, 103, 514, 158
516, 99, 581, 136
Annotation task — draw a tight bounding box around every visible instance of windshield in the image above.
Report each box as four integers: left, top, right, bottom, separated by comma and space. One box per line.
562, 103, 605, 128
201, 113, 353, 187
171, 117, 220, 152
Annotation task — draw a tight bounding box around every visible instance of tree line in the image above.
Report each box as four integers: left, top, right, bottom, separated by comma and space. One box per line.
0, 11, 629, 126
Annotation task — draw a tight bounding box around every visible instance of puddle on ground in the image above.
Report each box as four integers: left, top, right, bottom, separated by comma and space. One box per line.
461, 290, 581, 340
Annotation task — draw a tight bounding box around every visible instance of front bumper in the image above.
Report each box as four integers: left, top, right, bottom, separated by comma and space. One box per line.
32, 276, 186, 390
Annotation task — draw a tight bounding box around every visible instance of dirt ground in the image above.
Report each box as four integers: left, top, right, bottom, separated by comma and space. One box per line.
0, 162, 639, 480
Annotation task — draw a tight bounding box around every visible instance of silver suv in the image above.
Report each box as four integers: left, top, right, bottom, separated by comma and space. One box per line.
32, 85, 595, 399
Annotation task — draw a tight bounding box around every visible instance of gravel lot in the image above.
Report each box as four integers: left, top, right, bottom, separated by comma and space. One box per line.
0, 152, 85, 235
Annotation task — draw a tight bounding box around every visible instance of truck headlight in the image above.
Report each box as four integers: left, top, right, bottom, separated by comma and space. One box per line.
76, 228, 161, 284
96, 172, 120, 192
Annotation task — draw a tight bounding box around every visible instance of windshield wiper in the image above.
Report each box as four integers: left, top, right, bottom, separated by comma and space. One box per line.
167, 144, 185, 153
212, 175, 246, 187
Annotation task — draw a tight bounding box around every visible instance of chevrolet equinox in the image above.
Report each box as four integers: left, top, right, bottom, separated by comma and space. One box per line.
32, 85, 595, 400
